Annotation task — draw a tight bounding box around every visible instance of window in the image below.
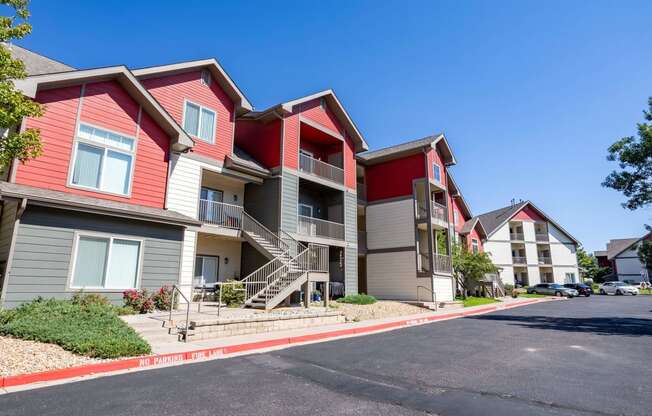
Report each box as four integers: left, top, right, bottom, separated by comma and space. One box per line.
194, 255, 219, 287
183, 101, 216, 143
472, 239, 479, 254
453, 209, 459, 226
70, 234, 141, 289
432, 163, 441, 182
319, 97, 327, 111
70, 124, 135, 196
565, 272, 576, 283
298, 203, 313, 217
200, 69, 211, 86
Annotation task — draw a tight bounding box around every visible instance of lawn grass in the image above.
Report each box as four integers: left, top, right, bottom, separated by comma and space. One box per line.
0, 298, 151, 359
457, 296, 501, 307
639, 288, 652, 295
518, 293, 547, 298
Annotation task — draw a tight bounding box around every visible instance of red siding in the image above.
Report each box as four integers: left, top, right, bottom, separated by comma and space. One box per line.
427, 147, 447, 185
513, 205, 546, 222
366, 153, 426, 202
140, 71, 235, 163
297, 99, 343, 135
450, 196, 467, 234
467, 225, 484, 252
343, 135, 356, 189
283, 114, 299, 169
234, 119, 281, 169
16, 81, 170, 208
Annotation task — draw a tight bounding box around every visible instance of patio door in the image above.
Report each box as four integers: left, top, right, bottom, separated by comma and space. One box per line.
200, 187, 223, 223
194, 255, 219, 287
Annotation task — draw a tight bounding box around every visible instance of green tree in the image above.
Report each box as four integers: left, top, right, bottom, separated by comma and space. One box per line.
637, 239, 652, 273
0, 0, 43, 169
452, 243, 498, 298
603, 97, 652, 209
576, 246, 611, 282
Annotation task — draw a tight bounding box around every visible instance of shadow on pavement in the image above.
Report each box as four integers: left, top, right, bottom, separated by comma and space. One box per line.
468, 314, 652, 337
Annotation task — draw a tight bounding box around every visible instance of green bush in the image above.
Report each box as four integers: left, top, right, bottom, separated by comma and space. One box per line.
0, 298, 151, 358
218, 279, 245, 306
71, 291, 110, 307
112, 306, 138, 316
338, 294, 377, 305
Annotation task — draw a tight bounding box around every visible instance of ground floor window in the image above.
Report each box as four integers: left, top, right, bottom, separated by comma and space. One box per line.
565, 272, 576, 283
195, 255, 219, 287
70, 234, 141, 289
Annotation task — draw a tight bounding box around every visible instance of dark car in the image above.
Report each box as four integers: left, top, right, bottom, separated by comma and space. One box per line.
564, 283, 592, 297
527, 283, 578, 297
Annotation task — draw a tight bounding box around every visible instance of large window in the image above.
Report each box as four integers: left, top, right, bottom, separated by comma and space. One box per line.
453, 209, 459, 226
433, 163, 441, 182
194, 255, 219, 287
183, 101, 216, 143
70, 234, 141, 290
472, 239, 479, 254
70, 124, 135, 196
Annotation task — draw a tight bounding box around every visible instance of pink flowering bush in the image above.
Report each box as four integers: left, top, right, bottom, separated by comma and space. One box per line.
122, 289, 154, 314
151, 286, 176, 311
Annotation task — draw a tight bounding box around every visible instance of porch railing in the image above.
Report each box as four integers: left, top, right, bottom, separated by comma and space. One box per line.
433, 253, 452, 274
538, 256, 552, 265
510, 232, 525, 241
198, 199, 243, 229
297, 215, 345, 240
299, 153, 344, 184
512, 256, 527, 264
307, 243, 329, 272
432, 201, 447, 223
535, 233, 549, 242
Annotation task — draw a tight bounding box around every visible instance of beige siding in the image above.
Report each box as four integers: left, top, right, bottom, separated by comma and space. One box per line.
366, 251, 419, 300
178, 229, 197, 300
196, 234, 242, 281
167, 154, 202, 218
366, 199, 415, 250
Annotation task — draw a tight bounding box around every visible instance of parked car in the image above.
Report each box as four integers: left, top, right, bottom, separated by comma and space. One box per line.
564, 283, 593, 297
599, 281, 639, 296
527, 283, 578, 297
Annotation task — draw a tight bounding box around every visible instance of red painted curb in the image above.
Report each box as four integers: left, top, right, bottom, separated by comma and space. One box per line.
0, 298, 551, 389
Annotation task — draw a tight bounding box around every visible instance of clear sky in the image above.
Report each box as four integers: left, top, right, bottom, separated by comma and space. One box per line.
14, 0, 652, 252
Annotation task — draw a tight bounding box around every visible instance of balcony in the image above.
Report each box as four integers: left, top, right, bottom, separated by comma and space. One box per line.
299, 153, 344, 185
512, 256, 527, 265
535, 233, 549, 242
198, 200, 243, 228
297, 215, 345, 240
434, 253, 452, 274
431, 201, 447, 223
538, 256, 552, 265
510, 232, 524, 241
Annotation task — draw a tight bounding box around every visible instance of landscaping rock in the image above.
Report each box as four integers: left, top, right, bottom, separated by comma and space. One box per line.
331, 300, 430, 322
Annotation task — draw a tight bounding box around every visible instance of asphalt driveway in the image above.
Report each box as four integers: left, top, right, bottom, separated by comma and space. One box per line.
1, 295, 650, 416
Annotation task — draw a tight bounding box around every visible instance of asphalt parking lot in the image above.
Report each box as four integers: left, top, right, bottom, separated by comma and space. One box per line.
1, 295, 650, 416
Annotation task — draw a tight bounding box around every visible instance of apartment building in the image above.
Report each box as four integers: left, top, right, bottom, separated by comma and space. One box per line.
474, 201, 580, 287
594, 234, 651, 283
0, 46, 365, 309
355, 135, 468, 303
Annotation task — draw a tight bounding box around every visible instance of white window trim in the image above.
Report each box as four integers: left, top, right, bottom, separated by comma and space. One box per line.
433, 163, 442, 183
298, 203, 313, 217
67, 230, 144, 292
200, 69, 212, 86
182, 99, 217, 144
472, 239, 479, 254
66, 122, 138, 198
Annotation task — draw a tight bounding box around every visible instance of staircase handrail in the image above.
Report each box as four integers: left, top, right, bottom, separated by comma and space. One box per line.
241, 211, 290, 253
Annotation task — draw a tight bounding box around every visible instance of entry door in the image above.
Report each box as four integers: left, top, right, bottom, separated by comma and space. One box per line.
200, 187, 224, 223
194, 255, 219, 287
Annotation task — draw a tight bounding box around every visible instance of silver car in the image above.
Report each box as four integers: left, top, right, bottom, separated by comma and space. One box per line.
527, 283, 578, 298
599, 281, 639, 296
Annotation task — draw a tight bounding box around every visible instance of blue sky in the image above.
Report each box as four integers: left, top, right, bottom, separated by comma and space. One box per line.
15, 0, 652, 252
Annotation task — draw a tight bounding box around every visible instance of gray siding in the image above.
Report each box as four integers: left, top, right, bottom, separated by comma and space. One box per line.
345, 246, 358, 295
0, 201, 17, 264
2, 206, 184, 308
244, 177, 280, 232
344, 191, 357, 243
280, 172, 298, 233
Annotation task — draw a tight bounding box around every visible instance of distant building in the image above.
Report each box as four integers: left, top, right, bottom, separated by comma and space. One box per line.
594, 234, 651, 283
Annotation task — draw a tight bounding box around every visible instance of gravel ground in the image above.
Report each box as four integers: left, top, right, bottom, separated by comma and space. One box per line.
331, 300, 431, 322
0, 336, 102, 377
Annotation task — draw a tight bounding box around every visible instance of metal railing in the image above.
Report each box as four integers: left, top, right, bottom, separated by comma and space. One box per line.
510, 233, 525, 241
198, 200, 243, 228
431, 201, 447, 223
242, 212, 290, 254
416, 285, 438, 310
433, 253, 452, 274
535, 233, 549, 242
512, 256, 527, 264
297, 215, 345, 240
307, 243, 329, 272
168, 285, 191, 342
418, 252, 430, 272
299, 153, 344, 184
538, 256, 552, 265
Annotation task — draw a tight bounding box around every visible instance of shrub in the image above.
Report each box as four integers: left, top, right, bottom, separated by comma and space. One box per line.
0, 298, 150, 358
218, 279, 245, 306
113, 306, 138, 316
338, 294, 377, 305
71, 291, 110, 307
503, 283, 514, 293
151, 286, 176, 311
122, 289, 154, 314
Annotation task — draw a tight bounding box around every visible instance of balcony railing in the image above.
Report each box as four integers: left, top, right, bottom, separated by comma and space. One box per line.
307, 243, 329, 272
434, 253, 452, 274
512, 256, 527, 264
297, 215, 345, 240
535, 233, 549, 242
299, 153, 344, 184
432, 201, 447, 223
538, 256, 552, 265
198, 199, 243, 229
510, 232, 525, 241
418, 252, 430, 273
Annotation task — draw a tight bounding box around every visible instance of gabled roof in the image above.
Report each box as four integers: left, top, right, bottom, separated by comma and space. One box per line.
606, 233, 651, 260
357, 134, 456, 166
7, 44, 74, 75
132, 59, 253, 115
13, 66, 194, 152
446, 171, 472, 219
475, 200, 580, 245
241, 89, 368, 152
459, 217, 488, 240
